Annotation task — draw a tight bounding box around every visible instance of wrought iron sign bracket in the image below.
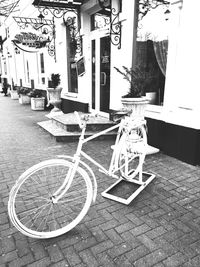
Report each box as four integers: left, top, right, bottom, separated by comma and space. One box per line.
98, 0, 123, 49
13, 16, 56, 61
35, 4, 82, 57
110, 7, 122, 49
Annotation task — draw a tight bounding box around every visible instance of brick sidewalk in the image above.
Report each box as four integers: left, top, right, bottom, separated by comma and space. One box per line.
1, 94, 200, 266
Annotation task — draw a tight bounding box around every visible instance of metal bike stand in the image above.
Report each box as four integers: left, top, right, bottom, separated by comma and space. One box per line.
101, 172, 156, 205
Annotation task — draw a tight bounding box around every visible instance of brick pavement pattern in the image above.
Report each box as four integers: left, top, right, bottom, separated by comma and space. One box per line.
1, 94, 200, 266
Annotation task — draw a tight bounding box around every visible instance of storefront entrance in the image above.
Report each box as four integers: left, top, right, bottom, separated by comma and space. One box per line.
91, 33, 111, 118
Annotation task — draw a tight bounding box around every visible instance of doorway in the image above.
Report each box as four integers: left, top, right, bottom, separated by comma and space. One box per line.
91, 34, 111, 117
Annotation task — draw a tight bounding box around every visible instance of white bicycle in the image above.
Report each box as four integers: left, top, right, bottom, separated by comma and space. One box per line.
8, 112, 149, 239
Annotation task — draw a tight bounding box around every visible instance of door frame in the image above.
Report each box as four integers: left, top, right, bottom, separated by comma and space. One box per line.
90, 28, 110, 118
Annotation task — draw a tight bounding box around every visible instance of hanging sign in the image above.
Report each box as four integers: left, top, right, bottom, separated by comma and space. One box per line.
12, 32, 49, 52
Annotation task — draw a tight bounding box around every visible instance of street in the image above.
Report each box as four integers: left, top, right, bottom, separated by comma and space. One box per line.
1, 94, 200, 267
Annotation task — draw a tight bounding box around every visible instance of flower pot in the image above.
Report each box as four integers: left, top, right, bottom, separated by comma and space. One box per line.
31, 97, 45, 110
19, 95, 31, 104
47, 87, 62, 113
10, 90, 19, 100
121, 96, 149, 118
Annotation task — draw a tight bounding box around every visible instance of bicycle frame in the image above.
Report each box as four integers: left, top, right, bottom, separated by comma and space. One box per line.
54, 113, 147, 203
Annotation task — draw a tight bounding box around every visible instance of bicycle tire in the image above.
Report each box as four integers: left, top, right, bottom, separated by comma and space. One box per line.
117, 125, 147, 181
8, 159, 93, 239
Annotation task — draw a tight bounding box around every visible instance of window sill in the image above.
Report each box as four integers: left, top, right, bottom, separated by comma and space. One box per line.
63, 92, 78, 98
145, 104, 200, 129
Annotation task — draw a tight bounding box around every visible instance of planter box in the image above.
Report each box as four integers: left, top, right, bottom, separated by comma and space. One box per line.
10, 91, 19, 100
19, 95, 31, 105
31, 97, 45, 110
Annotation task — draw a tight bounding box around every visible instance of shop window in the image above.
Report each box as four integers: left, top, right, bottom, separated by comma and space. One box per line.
69, 61, 78, 93
26, 60, 30, 83
133, 0, 170, 105
40, 53, 45, 73
66, 21, 78, 93
4, 61, 7, 75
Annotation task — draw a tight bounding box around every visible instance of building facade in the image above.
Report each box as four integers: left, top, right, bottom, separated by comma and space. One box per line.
1, 0, 200, 165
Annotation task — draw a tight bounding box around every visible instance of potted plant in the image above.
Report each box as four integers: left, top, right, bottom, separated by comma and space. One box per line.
114, 65, 149, 117
28, 89, 45, 110
47, 73, 63, 114
10, 85, 19, 100
17, 86, 31, 104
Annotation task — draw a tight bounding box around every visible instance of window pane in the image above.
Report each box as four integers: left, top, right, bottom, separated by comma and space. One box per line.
134, 0, 170, 105
40, 53, 45, 73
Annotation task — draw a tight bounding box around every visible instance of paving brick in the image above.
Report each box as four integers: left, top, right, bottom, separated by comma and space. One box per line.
115, 221, 135, 234
1, 236, 16, 253
137, 234, 159, 251
113, 254, 132, 267
30, 243, 47, 260
125, 213, 144, 226
46, 244, 64, 263
63, 246, 82, 266
154, 236, 178, 256
163, 252, 188, 267
120, 231, 141, 249
145, 226, 167, 239
26, 257, 51, 267
107, 243, 132, 259
96, 252, 116, 267
16, 239, 31, 257
50, 260, 69, 267
134, 249, 167, 267
0, 250, 18, 264
182, 255, 200, 267
79, 249, 99, 267
130, 224, 151, 236
90, 226, 107, 243
90, 240, 114, 255
74, 237, 97, 252
105, 228, 123, 244
125, 245, 150, 263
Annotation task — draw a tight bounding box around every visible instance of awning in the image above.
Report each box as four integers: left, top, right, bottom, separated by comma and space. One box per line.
32, 0, 84, 9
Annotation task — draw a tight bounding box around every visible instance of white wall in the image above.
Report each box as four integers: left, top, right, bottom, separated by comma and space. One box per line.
164, 0, 200, 112
110, 0, 136, 110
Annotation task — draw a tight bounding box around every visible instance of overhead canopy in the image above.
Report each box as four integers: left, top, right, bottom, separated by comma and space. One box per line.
32, 0, 84, 9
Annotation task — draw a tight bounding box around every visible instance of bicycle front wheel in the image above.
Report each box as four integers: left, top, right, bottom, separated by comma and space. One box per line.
118, 125, 147, 181
8, 159, 93, 239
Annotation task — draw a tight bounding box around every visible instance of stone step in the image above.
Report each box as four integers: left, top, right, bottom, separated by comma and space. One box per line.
37, 120, 117, 142
50, 112, 115, 132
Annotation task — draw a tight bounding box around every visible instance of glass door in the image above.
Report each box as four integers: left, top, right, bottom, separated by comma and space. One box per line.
91, 35, 111, 117
100, 36, 110, 113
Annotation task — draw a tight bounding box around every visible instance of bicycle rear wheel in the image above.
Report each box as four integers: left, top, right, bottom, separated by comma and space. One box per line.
118, 125, 147, 181
8, 159, 93, 239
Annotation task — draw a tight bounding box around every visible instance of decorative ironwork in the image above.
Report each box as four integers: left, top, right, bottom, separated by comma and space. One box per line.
138, 0, 170, 20
98, 1, 122, 49
110, 7, 122, 49
63, 16, 82, 56
13, 15, 56, 61
33, 0, 83, 57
